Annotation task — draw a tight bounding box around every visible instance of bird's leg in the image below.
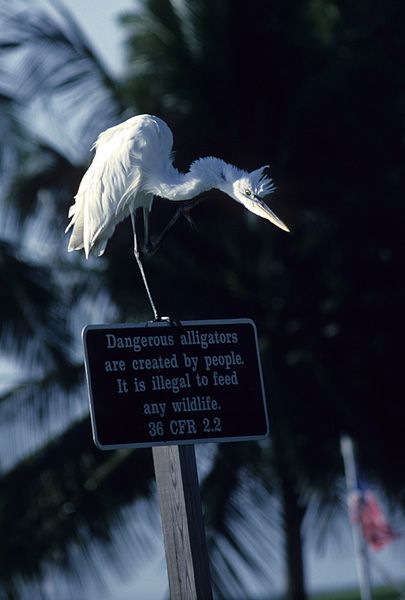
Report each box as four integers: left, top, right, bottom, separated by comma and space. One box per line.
143, 198, 203, 255
143, 205, 180, 255
130, 211, 161, 321
143, 206, 152, 252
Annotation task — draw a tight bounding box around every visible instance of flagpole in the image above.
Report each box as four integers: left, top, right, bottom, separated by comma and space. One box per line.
340, 435, 373, 600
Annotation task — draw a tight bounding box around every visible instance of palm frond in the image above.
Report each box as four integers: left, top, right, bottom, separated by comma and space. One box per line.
0, 418, 157, 594
200, 442, 282, 596
0, 239, 72, 363
121, 0, 205, 118
0, 230, 121, 471
0, 366, 85, 472
5, 142, 80, 223
302, 478, 346, 553
0, 90, 36, 193
0, 0, 124, 162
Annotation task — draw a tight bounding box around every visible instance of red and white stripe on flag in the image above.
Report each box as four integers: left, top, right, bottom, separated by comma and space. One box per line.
349, 489, 400, 552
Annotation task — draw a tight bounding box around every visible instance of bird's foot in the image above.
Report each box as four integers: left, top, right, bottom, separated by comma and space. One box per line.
179, 198, 203, 230
152, 314, 182, 327
180, 208, 197, 230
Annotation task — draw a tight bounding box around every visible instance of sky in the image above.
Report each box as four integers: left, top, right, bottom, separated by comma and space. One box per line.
10, 1, 405, 597
63, 0, 135, 76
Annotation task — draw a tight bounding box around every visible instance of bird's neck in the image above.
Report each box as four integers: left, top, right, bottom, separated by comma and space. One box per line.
149, 157, 232, 201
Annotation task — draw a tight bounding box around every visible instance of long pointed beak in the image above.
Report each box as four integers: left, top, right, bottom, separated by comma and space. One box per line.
249, 196, 290, 232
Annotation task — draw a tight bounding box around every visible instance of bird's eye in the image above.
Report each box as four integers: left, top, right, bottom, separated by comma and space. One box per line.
245, 189, 252, 196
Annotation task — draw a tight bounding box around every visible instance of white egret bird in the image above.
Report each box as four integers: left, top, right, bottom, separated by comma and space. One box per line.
66, 114, 289, 320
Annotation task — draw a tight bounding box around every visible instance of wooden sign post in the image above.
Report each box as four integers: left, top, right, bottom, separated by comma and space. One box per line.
153, 445, 213, 599
83, 319, 269, 598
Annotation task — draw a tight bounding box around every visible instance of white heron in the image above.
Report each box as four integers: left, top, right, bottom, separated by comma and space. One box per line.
66, 114, 289, 320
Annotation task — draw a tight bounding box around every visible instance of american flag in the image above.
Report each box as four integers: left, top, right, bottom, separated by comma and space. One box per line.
349, 480, 400, 552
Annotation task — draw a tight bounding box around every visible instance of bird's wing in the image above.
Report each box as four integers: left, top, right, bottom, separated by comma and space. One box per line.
66, 139, 133, 257
66, 115, 175, 257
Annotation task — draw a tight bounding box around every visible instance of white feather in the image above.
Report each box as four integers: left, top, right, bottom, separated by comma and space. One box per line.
66, 114, 289, 258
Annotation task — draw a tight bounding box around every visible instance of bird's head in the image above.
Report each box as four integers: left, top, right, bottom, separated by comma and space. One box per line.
219, 162, 290, 232
189, 157, 289, 232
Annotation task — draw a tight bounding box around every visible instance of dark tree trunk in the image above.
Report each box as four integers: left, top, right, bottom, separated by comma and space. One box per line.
280, 471, 307, 600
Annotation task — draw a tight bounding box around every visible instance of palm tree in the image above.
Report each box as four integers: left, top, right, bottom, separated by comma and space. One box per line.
118, 0, 405, 595
0, 3, 282, 598
0, 3, 158, 598
1, 0, 405, 599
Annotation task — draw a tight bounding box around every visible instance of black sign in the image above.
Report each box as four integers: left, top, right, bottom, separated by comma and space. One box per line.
83, 319, 268, 449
